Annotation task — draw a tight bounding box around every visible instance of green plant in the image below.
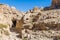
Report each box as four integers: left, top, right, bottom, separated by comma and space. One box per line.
22, 38, 27, 40
0, 24, 7, 29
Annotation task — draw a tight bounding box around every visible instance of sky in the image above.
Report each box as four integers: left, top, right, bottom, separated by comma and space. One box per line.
0, 0, 52, 12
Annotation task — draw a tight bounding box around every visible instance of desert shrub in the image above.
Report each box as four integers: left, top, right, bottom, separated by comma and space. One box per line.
0, 24, 7, 29
22, 38, 27, 40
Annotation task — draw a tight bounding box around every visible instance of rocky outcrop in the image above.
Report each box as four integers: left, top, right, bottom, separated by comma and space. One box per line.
51, 0, 60, 8
23, 7, 60, 30
0, 4, 23, 40
44, 0, 60, 10
22, 7, 60, 40
1, 1, 60, 40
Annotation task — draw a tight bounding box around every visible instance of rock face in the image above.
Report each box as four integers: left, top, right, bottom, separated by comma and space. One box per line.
23, 7, 60, 30
1, 0, 60, 40
22, 7, 60, 40
44, 0, 60, 10
51, 0, 60, 9
0, 4, 23, 40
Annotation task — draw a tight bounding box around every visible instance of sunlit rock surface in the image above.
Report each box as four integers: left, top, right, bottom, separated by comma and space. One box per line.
0, 4, 23, 40
22, 7, 60, 40
1, 1, 60, 40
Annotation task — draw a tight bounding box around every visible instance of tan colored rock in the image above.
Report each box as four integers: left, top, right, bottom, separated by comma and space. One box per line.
33, 6, 39, 11
0, 4, 23, 39
51, 0, 60, 8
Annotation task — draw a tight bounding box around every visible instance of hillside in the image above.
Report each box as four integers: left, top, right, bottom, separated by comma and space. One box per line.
0, 4, 60, 40
22, 7, 60, 40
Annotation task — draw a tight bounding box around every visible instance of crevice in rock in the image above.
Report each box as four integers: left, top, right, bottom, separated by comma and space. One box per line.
12, 20, 17, 28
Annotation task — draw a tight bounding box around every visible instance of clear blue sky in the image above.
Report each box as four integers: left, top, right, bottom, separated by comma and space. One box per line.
0, 0, 52, 12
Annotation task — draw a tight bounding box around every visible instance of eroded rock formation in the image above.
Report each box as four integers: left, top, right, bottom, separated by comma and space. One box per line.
51, 0, 60, 8
0, 4, 23, 40
44, 0, 60, 10
1, 0, 60, 40
22, 7, 60, 40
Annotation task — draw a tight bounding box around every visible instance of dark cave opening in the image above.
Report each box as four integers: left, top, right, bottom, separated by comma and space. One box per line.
10, 20, 17, 32
12, 20, 17, 28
